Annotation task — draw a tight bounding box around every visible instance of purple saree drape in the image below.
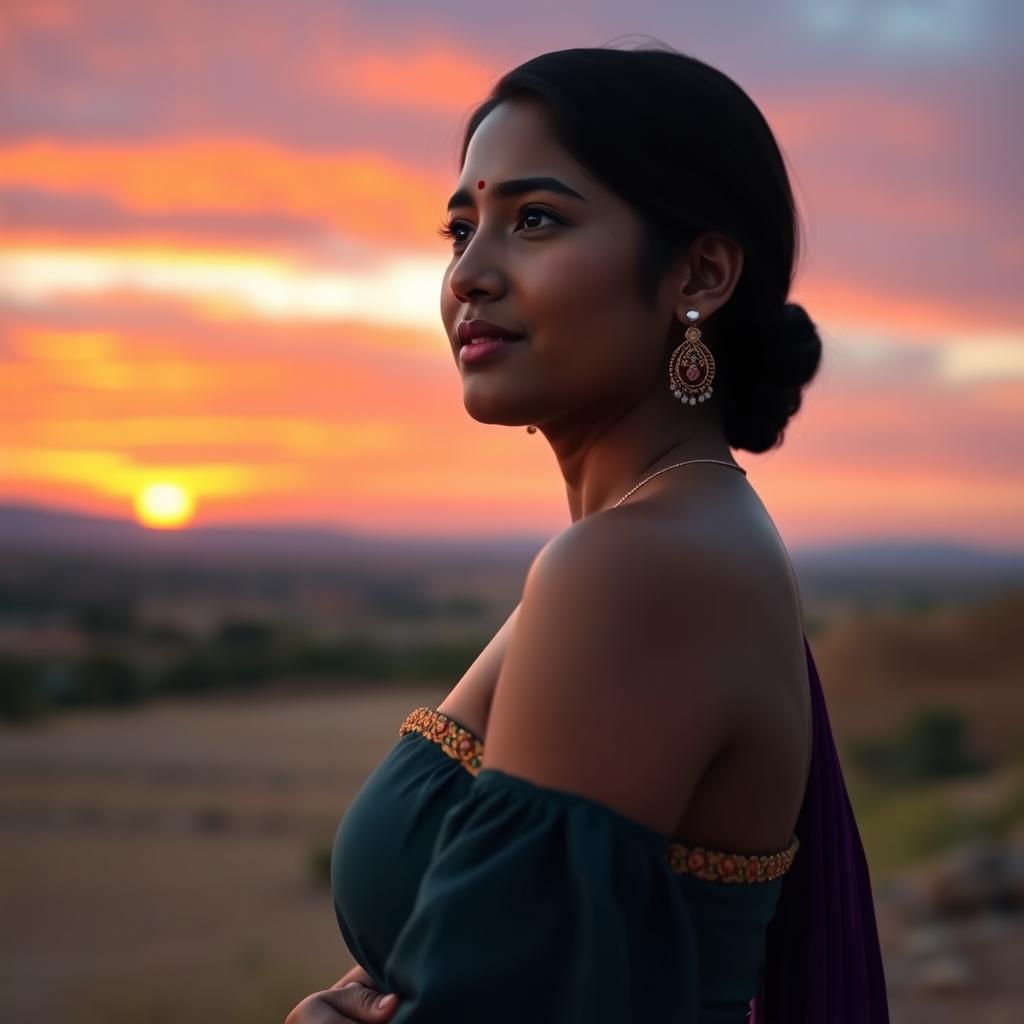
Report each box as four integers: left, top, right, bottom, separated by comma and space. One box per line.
749, 634, 890, 1022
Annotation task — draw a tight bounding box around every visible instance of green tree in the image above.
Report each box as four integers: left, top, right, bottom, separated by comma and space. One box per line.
67, 651, 145, 706
849, 705, 990, 784
0, 655, 48, 721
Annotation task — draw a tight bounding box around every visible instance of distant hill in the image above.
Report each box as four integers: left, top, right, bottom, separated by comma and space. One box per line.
0, 502, 548, 568
1, 500, 1020, 561
0, 500, 1021, 608
790, 539, 1024, 612
793, 539, 1024, 573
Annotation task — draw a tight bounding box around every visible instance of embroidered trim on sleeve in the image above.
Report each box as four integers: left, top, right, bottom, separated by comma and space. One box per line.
400, 706, 484, 775
400, 706, 799, 883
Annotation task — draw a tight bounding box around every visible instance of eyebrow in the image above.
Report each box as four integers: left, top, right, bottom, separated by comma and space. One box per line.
446, 176, 586, 211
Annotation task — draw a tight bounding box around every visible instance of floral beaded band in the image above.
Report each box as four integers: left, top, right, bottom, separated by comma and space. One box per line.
399, 706, 800, 883
667, 834, 800, 883
400, 707, 484, 775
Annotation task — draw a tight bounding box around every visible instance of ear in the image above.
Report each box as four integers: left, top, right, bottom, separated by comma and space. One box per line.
673, 232, 744, 324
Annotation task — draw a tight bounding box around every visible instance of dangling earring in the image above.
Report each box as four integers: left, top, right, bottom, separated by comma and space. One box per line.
526, 425, 537, 433
669, 309, 715, 406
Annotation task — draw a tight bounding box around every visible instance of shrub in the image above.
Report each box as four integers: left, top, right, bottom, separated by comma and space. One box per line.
849, 705, 990, 785
158, 649, 218, 693
63, 651, 146, 707
308, 837, 333, 889
0, 655, 49, 721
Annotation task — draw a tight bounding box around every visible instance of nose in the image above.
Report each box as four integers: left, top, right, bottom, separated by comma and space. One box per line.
447, 239, 505, 305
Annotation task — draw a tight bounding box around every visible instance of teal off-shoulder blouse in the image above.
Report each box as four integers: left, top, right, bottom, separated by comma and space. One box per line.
331, 707, 800, 1024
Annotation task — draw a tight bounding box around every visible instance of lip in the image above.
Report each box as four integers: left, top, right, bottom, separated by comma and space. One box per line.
457, 318, 525, 346
458, 337, 522, 365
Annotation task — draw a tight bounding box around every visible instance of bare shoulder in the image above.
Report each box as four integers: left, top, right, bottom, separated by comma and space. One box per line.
531, 492, 802, 702
483, 502, 786, 837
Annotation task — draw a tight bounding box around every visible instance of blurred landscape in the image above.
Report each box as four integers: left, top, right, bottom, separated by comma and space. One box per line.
1, 503, 1022, 1022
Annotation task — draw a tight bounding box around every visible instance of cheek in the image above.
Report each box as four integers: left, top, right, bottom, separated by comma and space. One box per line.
525, 240, 637, 337
520, 238, 660, 397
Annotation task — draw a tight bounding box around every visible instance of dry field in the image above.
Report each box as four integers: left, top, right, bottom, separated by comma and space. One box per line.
0, 684, 444, 1024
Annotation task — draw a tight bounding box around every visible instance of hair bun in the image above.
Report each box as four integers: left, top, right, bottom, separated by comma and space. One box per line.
717, 300, 823, 453
777, 302, 822, 385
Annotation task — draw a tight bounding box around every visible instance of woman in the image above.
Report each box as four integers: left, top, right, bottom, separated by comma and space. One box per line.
287, 43, 889, 1024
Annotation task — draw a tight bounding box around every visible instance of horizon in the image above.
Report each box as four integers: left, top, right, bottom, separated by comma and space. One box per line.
3, 495, 1023, 560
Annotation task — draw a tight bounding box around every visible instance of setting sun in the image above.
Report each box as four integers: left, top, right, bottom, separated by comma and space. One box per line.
135, 481, 195, 529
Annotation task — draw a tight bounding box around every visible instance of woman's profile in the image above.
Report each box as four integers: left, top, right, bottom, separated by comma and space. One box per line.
287, 42, 889, 1024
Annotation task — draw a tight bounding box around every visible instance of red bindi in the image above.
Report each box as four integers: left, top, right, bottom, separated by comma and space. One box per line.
477, 179, 486, 189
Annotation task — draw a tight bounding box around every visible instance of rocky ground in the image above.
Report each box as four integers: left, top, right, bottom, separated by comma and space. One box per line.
879, 827, 1024, 1022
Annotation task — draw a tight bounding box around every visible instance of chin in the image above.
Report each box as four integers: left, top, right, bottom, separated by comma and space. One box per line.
460, 393, 527, 428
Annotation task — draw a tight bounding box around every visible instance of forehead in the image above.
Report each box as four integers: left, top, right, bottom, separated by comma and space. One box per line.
461, 99, 576, 179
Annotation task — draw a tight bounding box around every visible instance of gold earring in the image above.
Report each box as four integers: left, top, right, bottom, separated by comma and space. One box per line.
669, 309, 715, 406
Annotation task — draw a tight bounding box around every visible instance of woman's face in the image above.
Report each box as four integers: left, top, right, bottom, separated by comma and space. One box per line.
439, 99, 681, 432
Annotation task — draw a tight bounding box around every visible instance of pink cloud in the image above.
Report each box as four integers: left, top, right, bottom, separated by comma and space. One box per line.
766, 88, 953, 156
312, 45, 499, 113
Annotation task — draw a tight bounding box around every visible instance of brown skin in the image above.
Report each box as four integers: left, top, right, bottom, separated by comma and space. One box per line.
287, 97, 810, 1022
284, 964, 398, 1024
441, 96, 745, 523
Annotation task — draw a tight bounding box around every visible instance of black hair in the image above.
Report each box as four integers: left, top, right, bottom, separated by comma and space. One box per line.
458, 42, 823, 453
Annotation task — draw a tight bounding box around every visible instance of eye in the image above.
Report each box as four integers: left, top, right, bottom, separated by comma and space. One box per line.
435, 218, 471, 246
517, 207, 562, 232
435, 205, 567, 250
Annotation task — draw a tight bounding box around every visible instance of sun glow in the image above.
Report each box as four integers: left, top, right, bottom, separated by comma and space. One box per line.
135, 481, 195, 529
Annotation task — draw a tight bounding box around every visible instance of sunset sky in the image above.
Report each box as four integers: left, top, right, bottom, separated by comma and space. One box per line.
1, 0, 1021, 546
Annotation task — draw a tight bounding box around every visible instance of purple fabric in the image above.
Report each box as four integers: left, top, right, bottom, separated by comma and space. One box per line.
749, 634, 890, 1023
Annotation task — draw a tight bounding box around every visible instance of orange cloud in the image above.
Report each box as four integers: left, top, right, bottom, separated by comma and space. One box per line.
0, 139, 449, 247
2, 327, 217, 397
0, 320, 454, 413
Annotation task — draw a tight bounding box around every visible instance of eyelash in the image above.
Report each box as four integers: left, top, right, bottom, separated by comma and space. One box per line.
436, 205, 567, 249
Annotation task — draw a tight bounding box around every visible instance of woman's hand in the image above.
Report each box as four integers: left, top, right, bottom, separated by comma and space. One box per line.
284, 964, 400, 1024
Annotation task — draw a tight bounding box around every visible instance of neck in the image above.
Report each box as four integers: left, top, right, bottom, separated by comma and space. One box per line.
539, 400, 738, 523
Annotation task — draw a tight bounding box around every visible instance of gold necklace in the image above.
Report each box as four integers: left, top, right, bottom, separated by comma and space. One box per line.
613, 459, 746, 509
